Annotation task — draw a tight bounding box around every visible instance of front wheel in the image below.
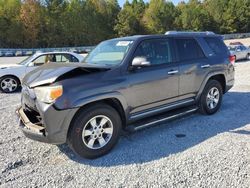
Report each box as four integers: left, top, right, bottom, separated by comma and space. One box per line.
199, 80, 223, 115
0, 76, 20, 93
68, 104, 122, 159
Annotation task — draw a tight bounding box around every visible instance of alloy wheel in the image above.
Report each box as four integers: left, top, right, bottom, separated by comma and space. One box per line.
0, 77, 18, 92
206, 87, 220, 109
82, 115, 113, 149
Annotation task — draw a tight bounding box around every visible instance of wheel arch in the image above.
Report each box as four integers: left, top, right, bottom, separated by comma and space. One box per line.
66, 96, 128, 140
0, 74, 21, 85
196, 72, 226, 101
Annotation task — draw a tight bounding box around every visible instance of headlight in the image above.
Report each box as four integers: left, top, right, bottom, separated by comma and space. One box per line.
34, 85, 63, 103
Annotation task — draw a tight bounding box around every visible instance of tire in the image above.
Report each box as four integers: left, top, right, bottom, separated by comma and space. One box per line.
199, 79, 223, 115
68, 103, 122, 159
0, 76, 20, 93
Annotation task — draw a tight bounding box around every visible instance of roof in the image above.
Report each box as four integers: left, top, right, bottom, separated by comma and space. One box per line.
165, 31, 216, 36
33, 51, 84, 61
35, 51, 78, 56
107, 31, 220, 42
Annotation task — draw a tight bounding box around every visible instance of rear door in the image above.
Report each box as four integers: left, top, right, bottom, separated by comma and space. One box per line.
175, 37, 208, 100
126, 38, 179, 115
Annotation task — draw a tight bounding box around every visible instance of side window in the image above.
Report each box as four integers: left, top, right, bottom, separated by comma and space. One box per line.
45, 54, 56, 63
33, 55, 46, 66
61, 54, 73, 62
241, 46, 247, 50
55, 55, 62, 62
133, 39, 172, 66
176, 38, 204, 61
71, 55, 79, 62
204, 37, 228, 55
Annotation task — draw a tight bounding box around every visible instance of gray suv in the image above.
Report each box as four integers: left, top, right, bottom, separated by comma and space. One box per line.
17, 32, 235, 159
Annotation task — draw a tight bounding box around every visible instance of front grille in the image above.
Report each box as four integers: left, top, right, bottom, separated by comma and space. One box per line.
23, 107, 44, 127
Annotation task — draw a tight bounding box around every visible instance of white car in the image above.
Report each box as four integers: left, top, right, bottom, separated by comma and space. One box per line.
228, 45, 250, 61
0, 52, 84, 93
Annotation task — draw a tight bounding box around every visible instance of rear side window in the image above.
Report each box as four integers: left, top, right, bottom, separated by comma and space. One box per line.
175, 38, 204, 61
204, 37, 228, 55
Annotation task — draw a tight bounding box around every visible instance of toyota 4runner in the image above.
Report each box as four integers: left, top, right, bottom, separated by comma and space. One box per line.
17, 31, 235, 159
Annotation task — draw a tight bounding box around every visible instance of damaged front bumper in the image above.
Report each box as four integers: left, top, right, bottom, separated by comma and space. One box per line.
16, 104, 78, 145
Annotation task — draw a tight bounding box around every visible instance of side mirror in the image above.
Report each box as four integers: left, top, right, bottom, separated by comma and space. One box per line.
28, 62, 34, 67
131, 57, 151, 68
32, 62, 44, 66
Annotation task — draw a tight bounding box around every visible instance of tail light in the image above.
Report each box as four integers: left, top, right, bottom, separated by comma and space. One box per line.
229, 55, 235, 65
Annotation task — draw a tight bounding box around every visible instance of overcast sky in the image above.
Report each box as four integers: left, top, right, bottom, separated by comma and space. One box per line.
118, 0, 187, 6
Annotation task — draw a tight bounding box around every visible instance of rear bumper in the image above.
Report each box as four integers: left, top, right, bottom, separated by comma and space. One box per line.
225, 78, 234, 93
16, 105, 78, 144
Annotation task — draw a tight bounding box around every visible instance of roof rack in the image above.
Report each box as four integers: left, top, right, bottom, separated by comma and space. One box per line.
165, 31, 215, 35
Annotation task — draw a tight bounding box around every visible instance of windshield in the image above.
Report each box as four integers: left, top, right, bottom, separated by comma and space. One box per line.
18, 55, 34, 65
84, 39, 134, 66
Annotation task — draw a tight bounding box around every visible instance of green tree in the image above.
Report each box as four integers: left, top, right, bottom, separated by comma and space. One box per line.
175, 0, 214, 31
114, 0, 146, 36
43, 0, 67, 47
0, 0, 23, 48
63, 0, 87, 46
143, 0, 176, 34
221, 0, 250, 33
20, 0, 43, 47
204, 0, 229, 33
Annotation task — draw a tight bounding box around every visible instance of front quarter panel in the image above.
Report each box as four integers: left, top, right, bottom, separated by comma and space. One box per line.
54, 71, 130, 118
0, 66, 26, 82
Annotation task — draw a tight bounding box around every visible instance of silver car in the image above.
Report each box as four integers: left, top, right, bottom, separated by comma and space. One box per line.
0, 52, 84, 93
228, 45, 250, 61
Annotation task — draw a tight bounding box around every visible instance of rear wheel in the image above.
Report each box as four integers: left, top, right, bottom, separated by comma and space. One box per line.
199, 80, 223, 115
68, 104, 122, 159
0, 76, 20, 93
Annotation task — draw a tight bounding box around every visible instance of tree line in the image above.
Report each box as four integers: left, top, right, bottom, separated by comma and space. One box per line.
0, 0, 249, 48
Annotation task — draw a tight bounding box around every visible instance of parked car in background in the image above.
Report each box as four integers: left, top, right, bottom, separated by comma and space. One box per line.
17, 32, 235, 159
228, 45, 250, 61
25, 51, 34, 56
4, 51, 14, 57
229, 41, 243, 45
15, 51, 23, 56
0, 51, 3, 57
0, 52, 84, 93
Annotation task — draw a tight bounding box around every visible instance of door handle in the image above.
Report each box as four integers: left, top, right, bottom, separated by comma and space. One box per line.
201, 64, 210, 68
168, 70, 179, 75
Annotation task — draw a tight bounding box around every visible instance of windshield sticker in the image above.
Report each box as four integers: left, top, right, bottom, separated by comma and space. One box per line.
116, 41, 133, 46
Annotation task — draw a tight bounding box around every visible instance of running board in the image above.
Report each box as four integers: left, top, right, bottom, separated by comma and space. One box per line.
126, 106, 198, 132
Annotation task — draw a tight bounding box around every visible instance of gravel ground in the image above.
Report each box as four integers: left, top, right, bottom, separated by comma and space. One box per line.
0, 61, 250, 187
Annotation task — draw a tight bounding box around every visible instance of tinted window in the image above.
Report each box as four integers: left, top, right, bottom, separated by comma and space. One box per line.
240, 45, 247, 50
71, 55, 79, 62
205, 37, 228, 55
133, 39, 172, 65
176, 38, 204, 61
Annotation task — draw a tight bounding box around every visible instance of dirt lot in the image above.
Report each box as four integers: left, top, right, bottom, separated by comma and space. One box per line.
0, 60, 249, 187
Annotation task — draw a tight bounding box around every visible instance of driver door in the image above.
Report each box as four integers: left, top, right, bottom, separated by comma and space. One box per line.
126, 38, 179, 116
25, 54, 49, 74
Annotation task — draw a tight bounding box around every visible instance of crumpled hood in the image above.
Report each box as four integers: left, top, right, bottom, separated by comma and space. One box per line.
23, 63, 110, 88
0, 63, 22, 69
